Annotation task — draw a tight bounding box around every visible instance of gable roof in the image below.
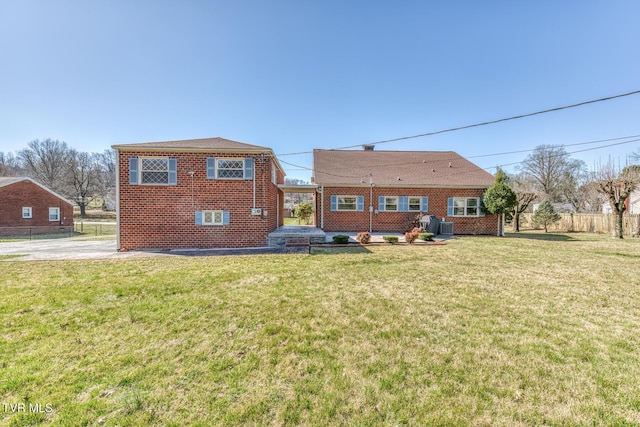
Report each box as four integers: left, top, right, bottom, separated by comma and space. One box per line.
0, 177, 75, 205
112, 137, 271, 152
313, 149, 495, 187
112, 137, 286, 175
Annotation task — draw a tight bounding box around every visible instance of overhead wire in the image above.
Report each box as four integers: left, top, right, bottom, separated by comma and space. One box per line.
282, 134, 640, 179
276, 89, 640, 157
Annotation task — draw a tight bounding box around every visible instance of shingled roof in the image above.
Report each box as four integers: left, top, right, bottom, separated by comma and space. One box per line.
313, 149, 495, 187
112, 137, 271, 152
0, 177, 75, 204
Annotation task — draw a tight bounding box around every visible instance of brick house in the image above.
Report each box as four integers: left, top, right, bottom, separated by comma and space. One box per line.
0, 177, 74, 236
113, 137, 285, 250
312, 147, 498, 235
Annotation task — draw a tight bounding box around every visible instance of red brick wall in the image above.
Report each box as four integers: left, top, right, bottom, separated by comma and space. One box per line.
318, 186, 498, 235
0, 181, 74, 235
117, 151, 283, 250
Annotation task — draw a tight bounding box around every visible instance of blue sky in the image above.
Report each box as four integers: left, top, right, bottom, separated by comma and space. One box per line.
1, 1, 639, 181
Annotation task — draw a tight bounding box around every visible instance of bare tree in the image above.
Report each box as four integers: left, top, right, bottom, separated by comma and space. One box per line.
0, 151, 21, 176
509, 173, 537, 232
96, 149, 116, 208
18, 139, 70, 193
593, 161, 640, 238
66, 150, 103, 217
580, 181, 605, 213
518, 144, 586, 203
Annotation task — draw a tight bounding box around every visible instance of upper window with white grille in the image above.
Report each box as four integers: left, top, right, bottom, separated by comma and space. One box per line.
217, 159, 245, 179
141, 158, 169, 184
129, 157, 177, 186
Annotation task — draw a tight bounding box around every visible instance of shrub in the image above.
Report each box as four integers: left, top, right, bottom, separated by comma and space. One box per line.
355, 231, 371, 244
332, 235, 350, 244
419, 232, 434, 241
383, 235, 399, 244
294, 202, 314, 225
404, 231, 418, 244
404, 227, 422, 244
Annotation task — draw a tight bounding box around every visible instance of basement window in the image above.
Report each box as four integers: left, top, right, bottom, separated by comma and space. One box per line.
203, 210, 224, 225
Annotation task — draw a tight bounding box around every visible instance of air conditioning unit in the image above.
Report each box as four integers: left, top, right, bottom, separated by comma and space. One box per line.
439, 221, 454, 235
251, 208, 262, 215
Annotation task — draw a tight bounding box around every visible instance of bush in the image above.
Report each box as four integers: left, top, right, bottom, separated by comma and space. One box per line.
294, 202, 314, 225
419, 232, 434, 241
332, 235, 350, 244
404, 227, 422, 244
383, 235, 399, 244
404, 231, 418, 244
355, 231, 371, 244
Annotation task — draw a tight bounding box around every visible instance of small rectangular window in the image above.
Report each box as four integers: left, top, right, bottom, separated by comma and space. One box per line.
384, 197, 398, 211
49, 207, 60, 222
408, 197, 421, 211
22, 207, 33, 218
337, 196, 357, 211
466, 198, 478, 216
203, 210, 224, 225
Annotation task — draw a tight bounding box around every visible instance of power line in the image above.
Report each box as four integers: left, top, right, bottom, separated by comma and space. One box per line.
283, 134, 640, 177
276, 89, 640, 157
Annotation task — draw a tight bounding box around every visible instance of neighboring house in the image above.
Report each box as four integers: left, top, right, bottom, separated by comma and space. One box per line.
312, 147, 498, 234
0, 177, 74, 236
112, 137, 285, 250
602, 189, 640, 214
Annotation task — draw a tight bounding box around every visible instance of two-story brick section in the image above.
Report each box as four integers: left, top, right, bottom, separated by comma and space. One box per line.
312, 146, 498, 235
0, 177, 74, 236
113, 137, 285, 250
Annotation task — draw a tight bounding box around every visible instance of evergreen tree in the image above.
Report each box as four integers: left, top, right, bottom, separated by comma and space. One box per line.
532, 200, 561, 232
483, 168, 517, 236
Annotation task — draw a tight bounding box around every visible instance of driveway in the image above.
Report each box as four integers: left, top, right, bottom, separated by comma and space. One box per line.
0, 237, 153, 261
0, 236, 309, 261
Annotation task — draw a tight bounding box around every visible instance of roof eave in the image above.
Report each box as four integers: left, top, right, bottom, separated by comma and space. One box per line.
112, 146, 287, 176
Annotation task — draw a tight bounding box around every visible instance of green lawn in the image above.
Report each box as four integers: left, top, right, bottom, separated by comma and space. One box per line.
2, 233, 640, 425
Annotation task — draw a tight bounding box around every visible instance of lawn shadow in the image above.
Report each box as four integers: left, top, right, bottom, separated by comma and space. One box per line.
505, 232, 576, 242
310, 245, 372, 255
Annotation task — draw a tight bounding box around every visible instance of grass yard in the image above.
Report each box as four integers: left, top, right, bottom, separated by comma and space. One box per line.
1, 233, 640, 426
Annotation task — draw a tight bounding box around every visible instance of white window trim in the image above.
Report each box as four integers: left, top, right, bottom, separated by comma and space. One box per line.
140, 156, 170, 185
49, 207, 60, 222
22, 207, 33, 219
271, 164, 277, 185
337, 195, 358, 211
408, 197, 422, 212
451, 197, 480, 217
216, 158, 245, 180
202, 210, 224, 225
384, 196, 399, 212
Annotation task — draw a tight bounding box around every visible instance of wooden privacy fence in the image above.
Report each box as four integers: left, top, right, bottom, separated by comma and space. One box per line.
519, 213, 640, 236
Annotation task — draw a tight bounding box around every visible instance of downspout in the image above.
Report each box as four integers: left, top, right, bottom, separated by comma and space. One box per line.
115, 150, 120, 250
319, 187, 324, 229
253, 159, 256, 209
369, 179, 373, 233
